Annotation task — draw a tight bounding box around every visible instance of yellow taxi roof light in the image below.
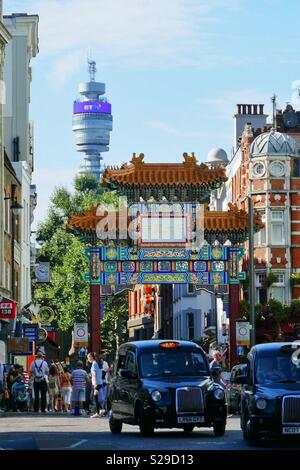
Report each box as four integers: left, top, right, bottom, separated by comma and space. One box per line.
159, 342, 180, 349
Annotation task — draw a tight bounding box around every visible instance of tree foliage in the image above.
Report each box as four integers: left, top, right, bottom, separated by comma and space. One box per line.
101, 291, 129, 354
33, 175, 120, 332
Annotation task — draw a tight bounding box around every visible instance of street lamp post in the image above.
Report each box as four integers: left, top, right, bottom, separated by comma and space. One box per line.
4, 184, 23, 302
248, 196, 256, 347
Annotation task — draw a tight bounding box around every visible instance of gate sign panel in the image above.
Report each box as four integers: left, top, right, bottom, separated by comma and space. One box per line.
236, 321, 250, 346
74, 323, 88, 347
84, 245, 245, 285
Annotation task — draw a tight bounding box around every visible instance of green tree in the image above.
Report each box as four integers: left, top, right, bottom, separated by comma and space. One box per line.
268, 299, 291, 340
33, 174, 120, 332
101, 291, 129, 354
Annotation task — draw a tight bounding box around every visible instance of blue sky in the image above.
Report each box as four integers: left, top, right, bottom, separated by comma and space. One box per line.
5, 0, 300, 227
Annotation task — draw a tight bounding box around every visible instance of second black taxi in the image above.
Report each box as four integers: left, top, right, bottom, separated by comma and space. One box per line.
107, 340, 227, 436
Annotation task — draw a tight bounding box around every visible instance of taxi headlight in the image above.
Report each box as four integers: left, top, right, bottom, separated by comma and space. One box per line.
214, 388, 225, 400
151, 390, 162, 402
256, 398, 267, 410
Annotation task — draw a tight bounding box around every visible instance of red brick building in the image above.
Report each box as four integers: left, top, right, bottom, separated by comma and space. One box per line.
224, 104, 300, 341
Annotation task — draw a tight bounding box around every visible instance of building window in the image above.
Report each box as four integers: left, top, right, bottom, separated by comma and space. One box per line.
271, 211, 284, 245
4, 191, 10, 233
293, 159, 300, 177
271, 273, 285, 303
188, 284, 194, 293
255, 273, 267, 304
254, 211, 266, 246
187, 313, 194, 341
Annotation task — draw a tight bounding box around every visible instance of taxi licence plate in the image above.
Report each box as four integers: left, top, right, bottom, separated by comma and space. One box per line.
283, 426, 300, 434
177, 416, 204, 424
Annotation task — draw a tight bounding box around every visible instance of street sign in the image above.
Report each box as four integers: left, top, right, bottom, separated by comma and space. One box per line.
43, 325, 56, 332
38, 328, 48, 343
0, 301, 17, 319
8, 338, 30, 354
74, 323, 88, 347
23, 324, 39, 342
236, 321, 250, 346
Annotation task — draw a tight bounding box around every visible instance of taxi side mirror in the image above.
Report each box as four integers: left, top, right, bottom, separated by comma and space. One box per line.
118, 369, 137, 379
233, 375, 248, 385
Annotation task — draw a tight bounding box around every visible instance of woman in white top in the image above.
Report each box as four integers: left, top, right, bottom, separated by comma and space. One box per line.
87, 352, 102, 418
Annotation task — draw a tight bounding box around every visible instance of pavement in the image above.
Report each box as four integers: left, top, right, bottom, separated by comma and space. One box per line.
1, 413, 300, 450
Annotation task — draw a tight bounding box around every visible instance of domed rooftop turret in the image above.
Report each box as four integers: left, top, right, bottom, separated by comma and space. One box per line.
250, 130, 297, 156
206, 147, 228, 165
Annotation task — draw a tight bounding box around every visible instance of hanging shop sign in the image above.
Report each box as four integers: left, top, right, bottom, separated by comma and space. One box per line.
36, 306, 55, 325
8, 338, 30, 354
0, 301, 17, 319
38, 328, 48, 343
35, 262, 50, 283
74, 323, 88, 347
23, 324, 39, 342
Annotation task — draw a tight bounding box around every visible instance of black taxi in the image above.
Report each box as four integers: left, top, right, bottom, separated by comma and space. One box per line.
232, 342, 300, 444
107, 340, 227, 436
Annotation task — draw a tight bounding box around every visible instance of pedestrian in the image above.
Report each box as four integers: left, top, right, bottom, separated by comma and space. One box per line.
98, 357, 107, 417
87, 352, 102, 418
209, 350, 222, 370
6, 365, 20, 411
104, 363, 114, 415
71, 360, 89, 416
30, 351, 49, 413
60, 366, 72, 412
11, 367, 28, 412
48, 364, 61, 412
0, 362, 4, 410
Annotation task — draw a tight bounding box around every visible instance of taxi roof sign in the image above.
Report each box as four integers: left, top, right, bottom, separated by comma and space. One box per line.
159, 341, 180, 349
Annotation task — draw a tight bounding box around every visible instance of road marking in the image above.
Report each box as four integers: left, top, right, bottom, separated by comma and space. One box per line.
40, 439, 87, 450
67, 439, 87, 449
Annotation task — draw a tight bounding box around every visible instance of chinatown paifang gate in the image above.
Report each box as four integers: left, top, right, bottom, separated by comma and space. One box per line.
68, 153, 262, 366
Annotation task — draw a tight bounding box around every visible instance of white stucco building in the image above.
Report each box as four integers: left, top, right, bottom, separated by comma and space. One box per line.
3, 13, 39, 310
173, 284, 217, 341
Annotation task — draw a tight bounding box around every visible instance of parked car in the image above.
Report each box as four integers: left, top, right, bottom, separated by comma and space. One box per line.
107, 340, 227, 436
232, 342, 300, 444
227, 364, 247, 414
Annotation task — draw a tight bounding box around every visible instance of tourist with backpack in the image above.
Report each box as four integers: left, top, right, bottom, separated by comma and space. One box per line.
30, 351, 49, 413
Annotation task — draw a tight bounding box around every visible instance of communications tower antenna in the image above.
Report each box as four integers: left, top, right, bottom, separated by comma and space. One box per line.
88, 59, 97, 82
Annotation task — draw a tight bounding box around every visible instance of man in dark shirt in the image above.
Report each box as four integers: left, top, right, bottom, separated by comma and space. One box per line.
6, 365, 20, 411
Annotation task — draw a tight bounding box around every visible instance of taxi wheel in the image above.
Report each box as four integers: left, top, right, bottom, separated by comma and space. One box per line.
137, 404, 155, 437
182, 425, 194, 434
213, 420, 226, 437
109, 410, 123, 434
243, 419, 259, 446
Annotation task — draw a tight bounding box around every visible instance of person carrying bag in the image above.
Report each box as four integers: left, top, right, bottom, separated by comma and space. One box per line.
30, 352, 49, 413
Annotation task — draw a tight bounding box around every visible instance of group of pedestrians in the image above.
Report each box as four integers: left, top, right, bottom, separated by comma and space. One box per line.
0, 351, 113, 417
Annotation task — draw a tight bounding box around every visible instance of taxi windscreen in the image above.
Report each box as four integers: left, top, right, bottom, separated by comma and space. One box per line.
255, 347, 300, 384
139, 350, 209, 378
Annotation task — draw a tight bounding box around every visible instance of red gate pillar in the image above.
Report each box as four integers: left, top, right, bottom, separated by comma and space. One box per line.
229, 284, 240, 368
90, 284, 101, 353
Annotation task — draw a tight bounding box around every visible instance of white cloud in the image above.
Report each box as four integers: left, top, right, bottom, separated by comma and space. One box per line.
197, 89, 274, 121
7, 0, 243, 87
47, 50, 83, 89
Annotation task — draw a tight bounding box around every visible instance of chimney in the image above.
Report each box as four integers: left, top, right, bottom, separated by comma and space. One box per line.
234, 103, 268, 152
